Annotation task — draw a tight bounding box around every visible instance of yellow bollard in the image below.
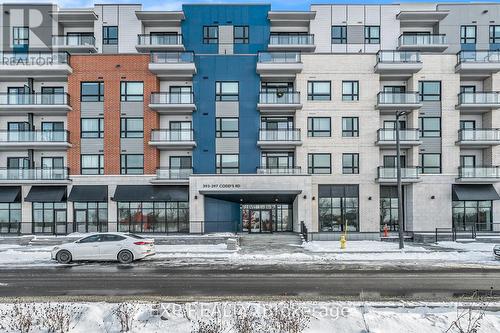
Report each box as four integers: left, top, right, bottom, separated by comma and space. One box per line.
340, 235, 346, 250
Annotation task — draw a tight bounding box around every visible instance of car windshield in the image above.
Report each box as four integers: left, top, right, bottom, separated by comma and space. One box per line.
126, 233, 144, 239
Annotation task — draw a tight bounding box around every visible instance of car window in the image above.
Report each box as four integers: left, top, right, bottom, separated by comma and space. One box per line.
101, 234, 126, 242
78, 235, 101, 243
127, 233, 144, 240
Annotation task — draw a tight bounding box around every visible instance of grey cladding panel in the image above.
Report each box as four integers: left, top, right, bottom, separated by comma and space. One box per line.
420, 137, 441, 154
216, 138, 239, 154
419, 101, 441, 117
102, 45, 119, 54
120, 138, 144, 154
347, 25, 364, 44
121, 102, 144, 116
81, 102, 105, 117
216, 101, 239, 117
80, 139, 104, 154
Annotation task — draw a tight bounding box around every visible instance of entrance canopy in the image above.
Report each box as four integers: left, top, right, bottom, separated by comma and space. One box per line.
68, 185, 108, 202
200, 190, 301, 204
0, 186, 21, 203
25, 186, 67, 202
452, 184, 500, 201
113, 185, 188, 202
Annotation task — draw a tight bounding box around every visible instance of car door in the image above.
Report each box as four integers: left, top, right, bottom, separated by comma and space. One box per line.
99, 234, 126, 260
72, 234, 102, 260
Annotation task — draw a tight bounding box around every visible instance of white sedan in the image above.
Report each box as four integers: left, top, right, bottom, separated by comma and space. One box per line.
51, 233, 155, 264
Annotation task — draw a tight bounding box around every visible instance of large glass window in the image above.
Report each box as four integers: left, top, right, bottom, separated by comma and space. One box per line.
307, 81, 331, 101
81, 82, 104, 102
81, 155, 104, 175
419, 117, 441, 137
308, 153, 331, 174
0, 203, 21, 234
120, 154, 143, 174
203, 26, 218, 44
420, 153, 441, 174
74, 202, 107, 233
241, 204, 293, 232
103, 26, 118, 45
342, 117, 359, 137
81, 118, 104, 138
364, 26, 380, 44
460, 25, 476, 44
170, 156, 192, 169
453, 200, 492, 231
216, 81, 239, 101
120, 118, 143, 138
490, 25, 500, 44
261, 152, 294, 170
13, 27, 29, 46
419, 81, 441, 101
216, 154, 239, 174
216, 118, 239, 138
319, 185, 359, 232
380, 186, 401, 231
120, 82, 143, 102
307, 117, 331, 137
32, 202, 67, 234
331, 26, 347, 44
234, 26, 249, 44
342, 81, 359, 101
342, 153, 359, 174
118, 201, 189, 233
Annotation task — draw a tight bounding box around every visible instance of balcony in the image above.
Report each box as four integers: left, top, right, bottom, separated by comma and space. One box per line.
0, 52, 72, 79
257, 129, 302, 149
456, 92, 500, 112
268, 34, 315, 52
256, 52, 303, 79
456, 51, 500, 78
136, 34, 184, 52
376, 167, 421, 183
457, 129, 500, 148
376, 92, 422, 112
457, 166, 500, 183
149, 92, 196, 114
149, 129, 196, 149
374, 51, 422, 79
398, 34, 448, 52
0, 93, 72, 114
257, 92, 301, 114
375, 128, 421, 147
52, 35, 97, 53
0, 131, 71, 150
256, 167, 302, 175
148, 52, 196, 79
0, 168, 69, 183
152, 168, 192, 184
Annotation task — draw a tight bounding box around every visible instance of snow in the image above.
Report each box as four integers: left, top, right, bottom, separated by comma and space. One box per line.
434, 241, 496, 252
303, 240, 429, 253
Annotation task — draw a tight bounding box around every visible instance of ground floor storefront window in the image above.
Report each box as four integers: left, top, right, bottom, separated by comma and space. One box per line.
380, 185, 403, 231
0, 203, 21, 234
241, 204, 292, 233
319, 185, 359, 232
33, 202, 67, 234
452, 200, 492, 231
74, 202, 108, 233
117, 201, 189, 233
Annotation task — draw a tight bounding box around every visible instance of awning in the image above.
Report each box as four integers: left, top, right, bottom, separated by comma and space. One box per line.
25, 186, 67, 202
68, 185, 108, 202
0, 186, 21, 203
112, 185, 188, 202
452, 184, 500, 201
200, 190, 301, 204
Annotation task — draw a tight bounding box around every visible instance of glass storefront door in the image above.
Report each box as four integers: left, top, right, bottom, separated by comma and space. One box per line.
242, 204, 293, 233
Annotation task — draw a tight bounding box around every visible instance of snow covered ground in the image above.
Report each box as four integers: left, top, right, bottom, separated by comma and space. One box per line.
0, 300, 498, 333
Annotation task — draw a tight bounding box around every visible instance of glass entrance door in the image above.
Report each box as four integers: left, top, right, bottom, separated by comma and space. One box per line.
248, 209, 273, 233
249, 210, 261, 233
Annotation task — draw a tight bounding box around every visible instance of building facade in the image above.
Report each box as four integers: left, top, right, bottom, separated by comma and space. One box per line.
0, 2, 500, 240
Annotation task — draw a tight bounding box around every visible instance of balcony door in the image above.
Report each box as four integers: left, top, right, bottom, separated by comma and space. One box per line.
261, 152, 294, 171
41, 157, 64, 179
7, 122, 31, 142
7, 157, 30, 180
383, 86, 406, 93
66, 32, 94, 46
169, 156, 192, 178
42, 122, 65, 141
169, 121, 192, 141
169, 86, 192, 104
150, 32, 178, 45
460, 155, 476, 168
383, 155, 406, 168
7, 86, 30, 104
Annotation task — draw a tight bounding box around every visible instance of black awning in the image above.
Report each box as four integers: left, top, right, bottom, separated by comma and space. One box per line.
25, 186, 67, 202
200, 190, 301, 204
0, 186, 21, 203
452, 184, 500, 201
112, 185, 188, 202
68, 185, 108, 202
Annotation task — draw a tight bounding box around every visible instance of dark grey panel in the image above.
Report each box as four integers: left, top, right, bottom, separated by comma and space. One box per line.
120, 102, 144, 116
420, 137, 441, 154
347, 25, 364, 44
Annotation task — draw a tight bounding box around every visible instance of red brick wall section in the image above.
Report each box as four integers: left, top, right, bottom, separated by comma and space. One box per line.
67, 54, 159, 175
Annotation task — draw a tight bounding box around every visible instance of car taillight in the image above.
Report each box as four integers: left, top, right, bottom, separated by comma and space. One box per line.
134, 241, 152, 245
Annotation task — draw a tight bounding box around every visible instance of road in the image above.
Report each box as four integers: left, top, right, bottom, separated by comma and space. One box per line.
0, 265, 498, 300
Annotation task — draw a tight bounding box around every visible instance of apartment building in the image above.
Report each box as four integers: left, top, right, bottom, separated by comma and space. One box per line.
0, 2, 499, 241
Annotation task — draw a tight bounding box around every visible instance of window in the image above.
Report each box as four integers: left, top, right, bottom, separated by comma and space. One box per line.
81, 118, 104, 138
120, 118, 143, 138
307, 117, 331, 137
364, 26, 380, 44
216, 118, 239, 138
419, 81, 441, 101
318, 184, 359, 232
342, 81, 359, 101
420, 153, 441, 174
460, 120, 476, 130
74, 202, 108, 233
419, 117, 441, 137
216, 81, 239, 101
32, 202, 67, 234
342, 117, 359, 137
7, 157, 29, 169
203, 26, 218, 44
234, 26, 249, 44
460, 85, 476, 93
342, 153, 359, 174
79, 234, 102, 243
307, 81, 331, 101
118, 201, 189, 233
102, 234, 125, 242
490, 25, 500, 44
170, 156, 192, 169
460, 155, 476, 168
169, 86, 193, 103
453, 200, 492, 231
103, 26, 118, 45
0, 203, 21, 234
261, 152, 294, 170
308, 153, 331, 174
380, 186, 401, 231
81, 155, 104, 175
81, 82, 104, 102
12, 27, 29, 46
120, 154, 144, 174
216, 154, 239, 174
120, 82, 143, 102
42, 157, 64, 170
460, 25, 476, 44
331, 26, 347, 44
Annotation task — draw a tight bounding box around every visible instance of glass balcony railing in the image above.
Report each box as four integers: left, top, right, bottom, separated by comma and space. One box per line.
376, 50, 421, 63
151, 129, 194, 142
137, 34, 183, 46
150, 92, 194, 104
0, 130, 68, 143
458, 92, 500, 105
377, 128, 420, 142
457, 50, 500, 63
258, 52, 301, 63
156, 168, 192, 180
459, 166, 500, 179
150, 51, 194, 64
259, 129, 301, 141
377, 92, 420, 104
256, 167, 302, 174
0, 168, 69, 180
378, 167, 419, 179
458, 129, 500, 142
269, 34, 314, 45
0, 51, 70, 66
0, 93, 70, 106
52, 35, 96, 47
398, 34, 447, 46
259, 92, 300, 104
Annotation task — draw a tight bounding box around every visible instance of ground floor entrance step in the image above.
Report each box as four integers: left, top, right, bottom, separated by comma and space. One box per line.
239, 232, 303, 255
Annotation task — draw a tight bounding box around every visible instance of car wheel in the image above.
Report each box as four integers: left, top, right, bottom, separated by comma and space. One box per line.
117, 250, 134, 264
56, 250, 72, 264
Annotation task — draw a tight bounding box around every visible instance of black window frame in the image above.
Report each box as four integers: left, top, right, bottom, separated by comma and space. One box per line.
460, 25, 477, 44
81, 82, 104, 102
342, 81, 359, 101
364, 26, 380, 44
12, 27, 29, 46
307, 117, 331, 137
73, 202, 108, 233
215, 81, 239, 102
81, 118, 104, 138
120, 117, 144, 138
331, 26, 347, 44
103, 26, 118, 45
308, 153, 331, 174
203, 26, 218, 44
342, 153, 359, 174
169, 156, 192, 169
120, 154, 144, 175
234, 26, 249, 44
342, 117, 359, 137
216, 154, 239, 174
215, 117, 239, 138
80, 154, 104, 175
420, 153, 441, 174
307, 81, 331, 101
120, 81, 144, 102
419, 117, 441, 138
419, 81, 441, 101
490, 25, 500, 44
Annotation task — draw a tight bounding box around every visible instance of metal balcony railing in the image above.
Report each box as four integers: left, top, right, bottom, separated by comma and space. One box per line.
457, 50, 500, 63
137, 34, 183, 45
378, 167, 419, 179
458, 166, 500, 179
259, 92, 300, 104
377, 92, 419, 104
377, 128, 420, 141
52, 35, 96, 47
257, 51, 301, 63
0, 51, 70, 65
398, 34, 447, 46
458, 129, 500, 142
0, 93, 70, 106
150, 92, 194, 104
150, 51, 194, 64
256, 167, 302, 174
458, 92, 500, 105
269, 34, 314, 45
151, 129, 194, 142
156, 168, 193, 179
0, 130, 69, 143
259, 129, 301, 141
376, 50, 421, 63
0, 168, 69, 180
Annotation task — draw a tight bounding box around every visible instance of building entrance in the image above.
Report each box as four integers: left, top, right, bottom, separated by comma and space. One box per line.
242, 204, 292, 233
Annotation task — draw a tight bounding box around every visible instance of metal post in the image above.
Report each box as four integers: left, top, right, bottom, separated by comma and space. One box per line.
396, 111, 405, 249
